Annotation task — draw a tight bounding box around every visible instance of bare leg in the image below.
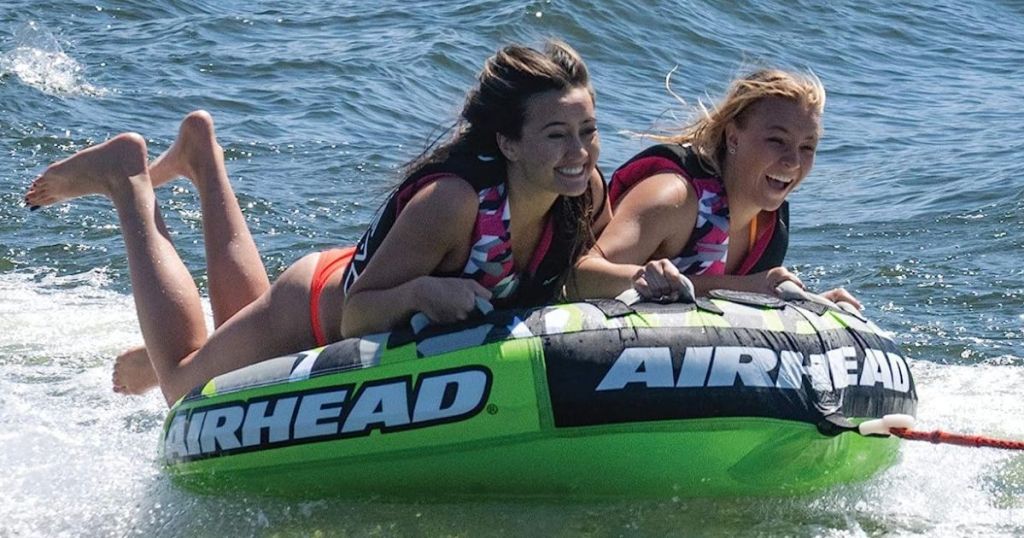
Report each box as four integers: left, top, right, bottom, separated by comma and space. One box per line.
169, 111, 270, 324
29, 134, 210, 403
154, 253, 323, 404
120, 111, 270, 395
30, 111, 269, 324
32, 129, 328, 406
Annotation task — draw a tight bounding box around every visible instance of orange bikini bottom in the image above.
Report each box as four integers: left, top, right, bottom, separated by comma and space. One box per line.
309, 246, 356, 347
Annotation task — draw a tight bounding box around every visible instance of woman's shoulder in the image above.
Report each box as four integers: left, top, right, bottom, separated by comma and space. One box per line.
420, 174, 479, 201
609, 170, 697, 230
401, 174, 480, 227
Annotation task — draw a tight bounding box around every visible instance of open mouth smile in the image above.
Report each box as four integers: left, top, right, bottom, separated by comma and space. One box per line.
556, 165, 585, 177
766, 173, 795, 190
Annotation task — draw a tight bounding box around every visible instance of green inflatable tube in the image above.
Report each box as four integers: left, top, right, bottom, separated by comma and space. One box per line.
160, 291, 917, 498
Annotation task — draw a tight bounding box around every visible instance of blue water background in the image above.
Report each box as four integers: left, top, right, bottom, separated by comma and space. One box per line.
1, 0, 1022, 535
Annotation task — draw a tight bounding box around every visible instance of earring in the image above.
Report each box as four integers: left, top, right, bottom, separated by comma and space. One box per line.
728, 146, 736, 155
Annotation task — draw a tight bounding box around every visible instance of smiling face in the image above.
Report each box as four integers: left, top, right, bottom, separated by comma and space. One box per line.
723, 96, 821, 211
497, 86, 599, 198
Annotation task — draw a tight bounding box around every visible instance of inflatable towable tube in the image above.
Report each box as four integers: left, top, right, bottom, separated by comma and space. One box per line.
160, 290, 917, 498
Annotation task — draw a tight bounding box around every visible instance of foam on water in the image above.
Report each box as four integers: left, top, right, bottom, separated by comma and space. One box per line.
0, 21, 106, 97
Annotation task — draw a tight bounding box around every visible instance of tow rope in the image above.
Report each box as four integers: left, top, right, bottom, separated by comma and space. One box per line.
857, 415, 1024, 450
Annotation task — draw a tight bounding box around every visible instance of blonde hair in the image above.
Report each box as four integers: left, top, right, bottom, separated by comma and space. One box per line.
666, 68, 825, 176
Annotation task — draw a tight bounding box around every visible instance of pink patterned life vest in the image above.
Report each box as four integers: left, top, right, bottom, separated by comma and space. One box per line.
452, 177, 555, 300
609, 144, 787, 276
343, 153, 565, 307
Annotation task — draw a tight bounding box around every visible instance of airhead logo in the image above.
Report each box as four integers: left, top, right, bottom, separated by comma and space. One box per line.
595, 345, 912, 393
163, 366, 491, 462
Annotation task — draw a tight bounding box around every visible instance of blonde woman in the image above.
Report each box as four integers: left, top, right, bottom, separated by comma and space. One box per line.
573, 68, 858, 306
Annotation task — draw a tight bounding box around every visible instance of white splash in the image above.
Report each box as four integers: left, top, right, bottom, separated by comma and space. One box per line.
0, 269, 218, 536
0, 21, 106, 97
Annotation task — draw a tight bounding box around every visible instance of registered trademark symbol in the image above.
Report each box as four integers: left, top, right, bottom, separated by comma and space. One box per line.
486, 404, 498, 415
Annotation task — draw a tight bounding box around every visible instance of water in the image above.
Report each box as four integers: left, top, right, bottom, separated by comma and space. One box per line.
1, 0, 1022, 535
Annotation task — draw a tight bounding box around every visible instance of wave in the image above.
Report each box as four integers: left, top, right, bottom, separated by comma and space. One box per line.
0, 21, 107, 97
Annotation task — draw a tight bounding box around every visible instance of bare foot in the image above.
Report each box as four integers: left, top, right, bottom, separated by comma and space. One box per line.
24, 133, 149, 208
149, 110, 224, 189
112, 345, 159, 395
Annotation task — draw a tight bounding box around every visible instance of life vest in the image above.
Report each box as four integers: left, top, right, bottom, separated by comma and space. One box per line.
609, 143, 788, 275
342, 151, 581, 308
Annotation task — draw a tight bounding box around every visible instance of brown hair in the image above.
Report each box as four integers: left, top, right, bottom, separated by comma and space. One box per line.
666, 68, 825, 176
407, 40, 599, 294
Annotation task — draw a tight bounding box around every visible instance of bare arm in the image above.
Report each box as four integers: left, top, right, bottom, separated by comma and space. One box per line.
570, 173, 697, 298
572, 172, 809, 301
341, 177, 490, 337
